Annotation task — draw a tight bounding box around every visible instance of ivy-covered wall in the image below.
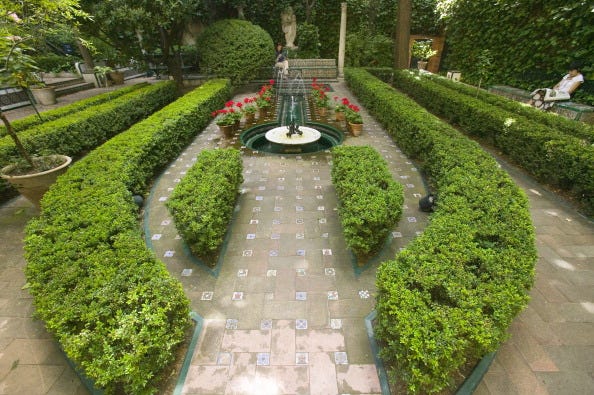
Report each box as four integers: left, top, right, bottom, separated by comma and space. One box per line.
442, 0, 593, 92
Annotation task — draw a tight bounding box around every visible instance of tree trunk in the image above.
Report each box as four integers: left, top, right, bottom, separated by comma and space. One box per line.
394, 0, 411, 70
0, 111, 35, 168
160, 27, 184, 91
76, 37, 95, 70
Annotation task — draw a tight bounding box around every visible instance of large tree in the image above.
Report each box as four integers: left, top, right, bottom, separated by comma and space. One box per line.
79, 0, 208, 88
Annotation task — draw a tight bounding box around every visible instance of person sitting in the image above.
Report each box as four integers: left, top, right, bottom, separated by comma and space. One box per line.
275, 43, 289, 78
528, 62, 584, 111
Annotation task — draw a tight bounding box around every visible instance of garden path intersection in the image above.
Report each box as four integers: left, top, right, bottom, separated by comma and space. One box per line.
0, 79, 592, 395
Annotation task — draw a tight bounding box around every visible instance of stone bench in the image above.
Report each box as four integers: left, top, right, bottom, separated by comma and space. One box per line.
287, 59, 338, 80
488, 84, 594, 124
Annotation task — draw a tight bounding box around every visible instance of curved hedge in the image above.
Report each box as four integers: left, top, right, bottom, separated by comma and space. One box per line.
167, 148, 243, 264
196, 19, 274, 85
1, 81, 177, 204
331, 145, 404, 257
344, 68, 537, 394
389, 69, 594, 216
24, 79, 232, 394
0, 82, 150, 137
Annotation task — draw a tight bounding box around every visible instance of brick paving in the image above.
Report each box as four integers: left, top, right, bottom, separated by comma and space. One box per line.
0, 78, 592, 395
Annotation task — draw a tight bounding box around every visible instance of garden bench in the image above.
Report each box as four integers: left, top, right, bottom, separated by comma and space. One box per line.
488, 84, 594, 123
287, 59, 338, 80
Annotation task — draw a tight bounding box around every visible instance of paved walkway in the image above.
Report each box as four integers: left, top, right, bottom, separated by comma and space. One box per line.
0, 79, 592, 395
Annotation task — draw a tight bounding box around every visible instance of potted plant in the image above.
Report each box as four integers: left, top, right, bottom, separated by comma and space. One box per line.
333, 96, 350, 122
411, 40, 437, 70
211, 101, 242, 137
311, 79, 330, 117
345, 103, 363, 136
93, 65, 114, 87
240, 97, 258, 124
256, 80, 275, 119
0, 38, 70, 208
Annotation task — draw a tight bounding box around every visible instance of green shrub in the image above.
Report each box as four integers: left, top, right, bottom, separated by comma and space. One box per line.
167, 148, 243, 264
331, 145, 404, 257
196, 19, 274, 85
0, 81, 176, 204
23, 78, 232, 394
345, 67, 536, 394
293, 22, 320, 59
33, 53, 78, 73
387, 69, 594, 215
0, 82, 150, 137
346, 32, 393, 68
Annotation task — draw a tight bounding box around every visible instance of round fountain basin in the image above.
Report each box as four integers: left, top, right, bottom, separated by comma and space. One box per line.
265, 126, 321, 145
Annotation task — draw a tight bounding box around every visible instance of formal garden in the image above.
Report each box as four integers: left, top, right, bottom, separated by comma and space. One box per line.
1, 1, 593, 394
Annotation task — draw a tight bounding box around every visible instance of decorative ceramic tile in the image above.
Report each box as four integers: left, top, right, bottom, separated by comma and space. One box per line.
246, 234, 256, 240
258, 186, 266, 190
312, 168, 319, 173
269, 250, 278, 257
315, 185, 322, 190
277, 177, 285, 182
256, 353, 270, 366
274, 206, 282, 212
237, 269, 248, 277
319, 218, 327, 224
158, 196, 168, 202
201, 291, 213, 300
334, 352, 348, 365
167, 187, 174, 192
174, 178, 181, 183
296, 249, 306, 256
175, 235, 182, 240
296, 291, 307, 301
296, 206, 304, 212
317, 206, 325, 211
164, 250, 175, 258
322, 233, 329, 238
406, 184, 415, 189
272, 219, 281, 225
313, 176, 320, 181
151, 234, 162, 240
265, 292, 274, 300
242, 250, 253, 257
160, 219, 171, 226
316, 195, 324, 200
217, 352, 232, 365
267, 269, 277, 277
271, 233, 280, 240
296, 233, 305, 240
325, 268, 335, 276
250, 220, 259, 225
223, 318, 240, 330
296, 218, 304, 224
323, 249, 332, 256
359, 290, 370, 299
330, 319, 342, 329
277, 186, 285, 190
296, 319, 308, 330
296, 185, 304, 190
260, 319, 273, 330
392, 231, 402, 238
181, 268, 193, 277
416, 230, 423, 236
400, 175, 409, 179
407, 217, 417, 223
296, 195, 303, 200
256, 196, 264, 201
232, 292, 244, 301
413, 193, 421, 198
252, 207, 261, 212
327, 291, 339, 300
296, 352, 309, 365
296, 268, 306, 276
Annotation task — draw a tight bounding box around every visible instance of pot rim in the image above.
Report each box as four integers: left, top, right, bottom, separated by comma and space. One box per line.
1, 154, 72, 180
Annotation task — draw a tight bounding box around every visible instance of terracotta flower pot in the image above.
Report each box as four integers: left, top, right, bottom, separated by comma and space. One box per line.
258, 107, 269, 120
317, 107, 328, 118
219, 124, 234, 138
349, 122, 363, 137
335, 111, 345, 122
245, 112, 255, 124
31, 86, 57, 105
1, 154, 71, 208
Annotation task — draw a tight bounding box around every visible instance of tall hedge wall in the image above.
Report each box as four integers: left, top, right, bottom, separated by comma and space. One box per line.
24, 79, 232, 394
344, 67, 536, 394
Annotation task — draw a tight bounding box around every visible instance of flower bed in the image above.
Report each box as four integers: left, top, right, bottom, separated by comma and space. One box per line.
387, 69, 594, 215
167, 148, 243, 265
0, 81, 178, 203
345, 67, 536, 394
0, 82, 150, 137
331, 145, 403, 258
24, 79, 232, 394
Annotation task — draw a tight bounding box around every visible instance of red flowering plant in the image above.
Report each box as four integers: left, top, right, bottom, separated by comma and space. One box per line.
333, 96, 351, 113
256, 80, 275, 109
211, 100, 242, 126
344, 103, 363, 124
241, 97, 258, 114
311, 78, 330, 108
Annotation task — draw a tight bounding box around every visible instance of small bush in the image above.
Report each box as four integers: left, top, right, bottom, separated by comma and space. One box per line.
167, 148, 243, 264
331, 145, 404, 257
196, 19, 274, 85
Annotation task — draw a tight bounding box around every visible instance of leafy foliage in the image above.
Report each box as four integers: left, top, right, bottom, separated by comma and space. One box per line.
331, 145, 404, 257
167, 149, 243, 263
345, 67, 536, 394
24, 79, 232, 394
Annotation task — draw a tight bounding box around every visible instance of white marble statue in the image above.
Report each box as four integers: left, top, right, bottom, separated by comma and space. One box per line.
281, 6, 297, 48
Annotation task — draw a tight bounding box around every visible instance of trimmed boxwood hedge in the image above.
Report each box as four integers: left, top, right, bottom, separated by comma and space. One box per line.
0, 82, 150, 137
331, 145, 404, 257
24, 78, 232, 394
387, 69, 594, 216
0, 81, 177, 204
344, 68, 537, 394
167, 148, 243, 264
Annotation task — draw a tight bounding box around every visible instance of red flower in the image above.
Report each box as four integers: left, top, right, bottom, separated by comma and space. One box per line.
211, 111, 217, 117
341, 97, 350, 105
236, 102, 243, 108
225, 100, 234, 108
